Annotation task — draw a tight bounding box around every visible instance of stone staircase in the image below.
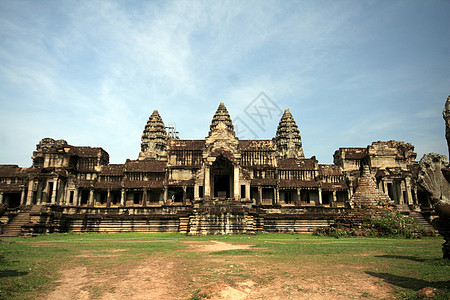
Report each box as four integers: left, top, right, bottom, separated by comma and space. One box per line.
397, 205, 435, 233
178, 217, 190, 234
408, 210, 436, 232
187, 212, 253, 235
187, 199, 255, 235
0, 208, 31, 237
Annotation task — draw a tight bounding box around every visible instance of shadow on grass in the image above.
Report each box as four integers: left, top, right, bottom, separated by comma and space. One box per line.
365, 271, 450, 291
375, 255, 426, 262
0, 269, 28, 278
209, 249, 254, 255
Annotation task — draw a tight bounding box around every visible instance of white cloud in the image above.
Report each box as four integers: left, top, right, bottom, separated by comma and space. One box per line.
0, 0, 449, 166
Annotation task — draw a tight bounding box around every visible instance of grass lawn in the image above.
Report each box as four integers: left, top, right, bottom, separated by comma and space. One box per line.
0, 233, 449, 299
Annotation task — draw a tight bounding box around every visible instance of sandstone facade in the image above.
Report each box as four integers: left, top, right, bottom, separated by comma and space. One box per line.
0, 103, 427, 235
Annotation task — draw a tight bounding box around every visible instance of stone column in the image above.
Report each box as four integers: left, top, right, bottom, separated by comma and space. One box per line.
332, 191, 337, 208
3, 194, 8, 207
383, 181, 388, 196
37, 182, 43, 204
318, 188, 323, 205
413, 187, 418, 206
406, 179, 413, 206
275, 187, 280, 205
296, 188, 301, 206
348, 182, 353, 199
399, 181, 406, 204
107, 189, 111, 207
64, 188, 70, 206
258, 186, 262, 205
89, 189, 94, 206
245, 184, 250, 201
0, 192, 3, 205
142, 188, 147, 207
51, 179, 58, 204
163, 186, 168, 204
74, 188, 79, 206
56, 180, 62, 205
26, 180, 34, 205
204, 165, 211, 199
194, 184, 199, 199
234, 165, 240, 200
120, 188, 125, 206
20, 189, 26, 205
182, 186, 187, 205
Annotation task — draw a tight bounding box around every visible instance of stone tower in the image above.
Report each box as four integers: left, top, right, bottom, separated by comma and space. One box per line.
443, 95, 450, 157
275, 109, 305, 159
205, 102, 239, 155
138, 110, 168, 161
208, 102, 236, 137
349, 165, 394, 208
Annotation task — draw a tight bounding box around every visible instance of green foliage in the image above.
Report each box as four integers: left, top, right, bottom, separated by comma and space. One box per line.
315, 209, 434, 239
371, 211, 428, 238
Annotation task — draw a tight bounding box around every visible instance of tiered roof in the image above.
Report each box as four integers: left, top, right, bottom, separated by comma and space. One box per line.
139, 110, 168, 160
208, 102, 235, 136
275, 109, 305, 159
349, 166, 393, 208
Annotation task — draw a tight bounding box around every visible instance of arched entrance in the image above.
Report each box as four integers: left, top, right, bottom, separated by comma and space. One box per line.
211, 155, 233, 199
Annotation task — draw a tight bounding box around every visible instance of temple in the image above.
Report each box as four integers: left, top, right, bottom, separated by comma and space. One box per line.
0, 103, 433, 236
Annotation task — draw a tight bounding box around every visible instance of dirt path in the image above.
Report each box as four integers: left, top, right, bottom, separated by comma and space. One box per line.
44, 240, 392, 299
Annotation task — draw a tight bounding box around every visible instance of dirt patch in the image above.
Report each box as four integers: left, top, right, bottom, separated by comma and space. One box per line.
75, 249, 128, 258
45, 258, 185, 300
194, 258, 391, 299
205, 274, 391, 300
46, 266, 90, 300
100, 258, 183, 300
44, 240, 392, 300
183, 240, 252, 252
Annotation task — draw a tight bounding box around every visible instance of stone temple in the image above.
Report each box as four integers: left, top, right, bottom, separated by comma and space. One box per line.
0, 103, 434, 236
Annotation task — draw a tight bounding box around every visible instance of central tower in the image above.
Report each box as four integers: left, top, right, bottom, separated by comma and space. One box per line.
203, 102, 241, 200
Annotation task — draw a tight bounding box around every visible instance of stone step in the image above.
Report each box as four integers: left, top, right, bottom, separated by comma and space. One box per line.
65, 218, 183, 233
0, 211, 30, 237
408, 211, 435, 232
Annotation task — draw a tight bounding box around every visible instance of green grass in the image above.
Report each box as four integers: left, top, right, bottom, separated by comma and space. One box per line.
0, 233, 449, 299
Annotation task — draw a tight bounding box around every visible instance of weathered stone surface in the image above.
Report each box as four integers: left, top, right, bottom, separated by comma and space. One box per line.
139, 110, 168, 161
418, 153, 450, 216
0, 101, 425, 237
418, 153, 450, 258
443, 95, 450, 156
36, 138, 68, 151
275, 109, 305, 159
205, 102, 239, 158
349, 165, 394, 209
208, 102, 235, 136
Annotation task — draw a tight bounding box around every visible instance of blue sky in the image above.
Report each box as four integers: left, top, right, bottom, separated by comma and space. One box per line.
0, 0, 449, 167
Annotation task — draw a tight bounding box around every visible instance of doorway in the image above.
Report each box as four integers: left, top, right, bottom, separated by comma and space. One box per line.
211, 155, 233, 199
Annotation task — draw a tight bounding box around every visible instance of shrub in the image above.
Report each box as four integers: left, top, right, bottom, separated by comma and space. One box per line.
315, 208, 433, 238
